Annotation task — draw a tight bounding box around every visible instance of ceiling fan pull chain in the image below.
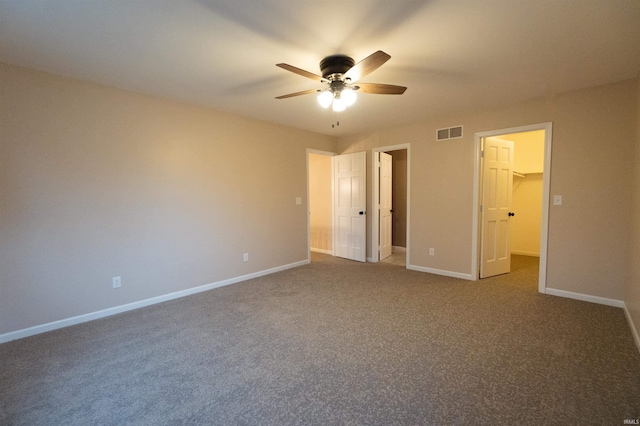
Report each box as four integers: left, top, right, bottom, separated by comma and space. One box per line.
331, 109, 340, 128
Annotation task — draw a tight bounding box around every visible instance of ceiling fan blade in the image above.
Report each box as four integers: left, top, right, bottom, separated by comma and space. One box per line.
276, 63, 326, 82
275, 88, 319, 99
344, 51, 391, 82
356, 83, 407, 95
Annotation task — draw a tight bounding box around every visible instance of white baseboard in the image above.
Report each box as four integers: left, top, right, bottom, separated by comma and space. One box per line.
310, 247, 333, 255
407, 264, 473, 281
0, 259, 310, 344
624, 304, 640, 354
544, 287, 624, 308
368, 247, 406, 263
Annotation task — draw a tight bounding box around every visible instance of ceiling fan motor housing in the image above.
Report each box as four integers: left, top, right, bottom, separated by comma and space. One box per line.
320, 55, 355, 80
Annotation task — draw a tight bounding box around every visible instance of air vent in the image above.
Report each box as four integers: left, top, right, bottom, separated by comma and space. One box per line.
436, 125, 464, 141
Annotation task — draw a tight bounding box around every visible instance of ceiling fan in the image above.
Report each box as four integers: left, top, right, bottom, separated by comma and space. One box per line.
275, 50, 407, 112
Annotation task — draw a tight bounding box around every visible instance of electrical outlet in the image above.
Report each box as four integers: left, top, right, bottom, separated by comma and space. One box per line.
429, 248, 435, 256
243, 253, 249, 262
112, 276, 121, 289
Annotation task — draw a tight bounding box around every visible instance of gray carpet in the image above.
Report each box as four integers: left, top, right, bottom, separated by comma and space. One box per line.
1, 254, 639, 425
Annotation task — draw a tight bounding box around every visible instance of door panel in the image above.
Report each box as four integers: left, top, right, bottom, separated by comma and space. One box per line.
334, 151, 367, 262
379, 152, 393, 260
481, 137, 514, 278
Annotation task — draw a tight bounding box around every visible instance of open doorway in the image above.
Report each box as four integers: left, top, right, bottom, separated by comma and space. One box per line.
308, 146, 409, 265
308, 149, 368, 263
372, 144, 410, 267
472, 123, 552, 293
307, 150, 335, 258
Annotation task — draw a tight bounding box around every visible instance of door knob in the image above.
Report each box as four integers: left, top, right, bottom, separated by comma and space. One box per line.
508, 212, 515, 217
359, 211, 365, 215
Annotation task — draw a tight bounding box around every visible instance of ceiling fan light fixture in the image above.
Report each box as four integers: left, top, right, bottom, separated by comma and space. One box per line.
317, 90, 333, 108
332, 96, 346, 112
276, 51, 406, 118
342, 88, 357, 106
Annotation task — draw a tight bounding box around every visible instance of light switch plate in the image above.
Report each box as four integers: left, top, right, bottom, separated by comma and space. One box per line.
295, 197, 302, 205
553, 195, 563, 206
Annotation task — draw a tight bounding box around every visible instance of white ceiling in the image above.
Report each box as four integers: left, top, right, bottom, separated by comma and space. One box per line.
1, 0, 640, 136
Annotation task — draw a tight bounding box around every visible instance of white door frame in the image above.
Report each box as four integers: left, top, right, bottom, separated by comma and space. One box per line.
306, 149, 336, 261
371, 143, 411, 266
471, 123, 552, 293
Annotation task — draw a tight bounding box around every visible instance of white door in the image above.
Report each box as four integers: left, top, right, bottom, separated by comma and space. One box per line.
480, 137, 514, 278
379, 152, 393, 260
334, 151, 367, 262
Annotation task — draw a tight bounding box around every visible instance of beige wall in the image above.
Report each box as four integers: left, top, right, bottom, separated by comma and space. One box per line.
309, 153, 333, 253
338, 78, 637, 301
627, 74, 640, 347
2, 61, 639, 342
0, 63, 336, 335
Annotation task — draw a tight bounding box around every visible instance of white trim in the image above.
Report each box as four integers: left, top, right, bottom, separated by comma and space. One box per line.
407, 264, 473, 281
372, 151, 380, 263
371, 143, 411, 267
538, 126, 553, 293
0, 259, 309, 344
472, 122, 552, 294
331, 156, 335, 257
544, 287, 624, 308
310, 247, 333, 255
624, 304, 640, 354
